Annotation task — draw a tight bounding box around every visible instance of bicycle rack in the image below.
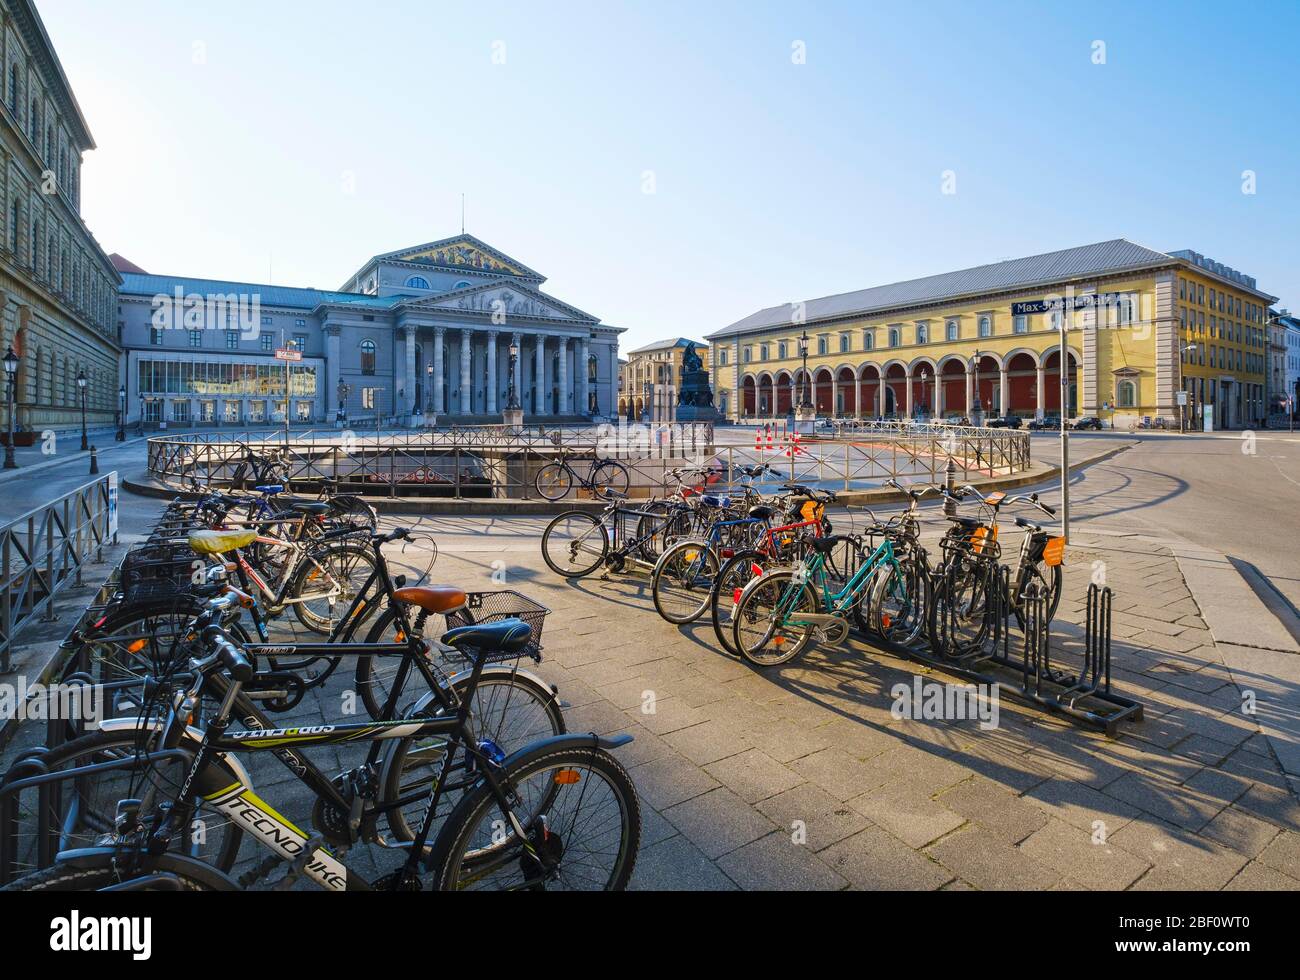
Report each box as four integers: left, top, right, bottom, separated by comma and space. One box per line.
877, 566, 1144, 736
0, 747, 194, 885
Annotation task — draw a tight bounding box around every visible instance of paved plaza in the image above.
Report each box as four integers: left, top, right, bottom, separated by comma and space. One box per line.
2, 432, 1300, 890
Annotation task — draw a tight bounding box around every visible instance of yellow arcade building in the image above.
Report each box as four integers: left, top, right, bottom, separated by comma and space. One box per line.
707, 240, 1275, 431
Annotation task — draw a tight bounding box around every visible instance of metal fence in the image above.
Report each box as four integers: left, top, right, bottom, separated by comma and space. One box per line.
0, 474, 117, 672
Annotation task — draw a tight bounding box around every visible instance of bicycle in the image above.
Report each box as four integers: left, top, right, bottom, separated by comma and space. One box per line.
540, 489, 694, 578
2, 594, 640, 891
534, 448, 631, 501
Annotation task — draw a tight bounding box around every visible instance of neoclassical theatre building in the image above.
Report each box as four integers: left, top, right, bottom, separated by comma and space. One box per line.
118, 234, 623, 427
709, 240, 1276, 431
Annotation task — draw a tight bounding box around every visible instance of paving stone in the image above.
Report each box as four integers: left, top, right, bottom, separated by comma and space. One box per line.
1257, 831, 1300, 880
1108, 817, 1249, 890
661, 719, 752, 766
789, 748, 885, 802
1103, 769, 1228, 832
1023, 776, 1142, 836
703, 748, 804, 804
1223, 861, 1300, 890
1233, 782, 1300, 831
625, 696, 713, 736
629, 753, 720, 810
820, 827, 954, 890
937, 776, 1050, 844
1199, 807, 1281, 858
663, 787, 779, 860
629, 834, 738, 891
716, 831, 848, 891
755, 782, 872, 852
1017, 818, 1150, 890
1171, 734, 1238, 767
926, 825, 1062, 891
742, 718, 833, 764
847, 780, 966, 849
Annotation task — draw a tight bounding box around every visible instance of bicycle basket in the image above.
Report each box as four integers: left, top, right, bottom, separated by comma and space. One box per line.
443, 590, 550, 664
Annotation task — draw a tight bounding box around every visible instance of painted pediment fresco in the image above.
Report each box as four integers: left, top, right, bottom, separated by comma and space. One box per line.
399, 240, 525, 276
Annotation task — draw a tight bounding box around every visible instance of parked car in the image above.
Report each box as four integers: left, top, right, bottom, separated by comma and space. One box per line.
985, 415, 1023, 429
1027, 416, 1062, 430
1073, 416, 1104, 430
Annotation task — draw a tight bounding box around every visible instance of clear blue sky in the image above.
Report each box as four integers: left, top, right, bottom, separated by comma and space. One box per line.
40, 0, 1300, 349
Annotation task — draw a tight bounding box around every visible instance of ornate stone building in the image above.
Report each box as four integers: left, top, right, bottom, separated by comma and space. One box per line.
0, 0, 120, 434
619, 337, 711, 422
118, 234, 623, 426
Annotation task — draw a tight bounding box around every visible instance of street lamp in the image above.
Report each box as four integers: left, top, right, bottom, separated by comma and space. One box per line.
116, 385, 125, 441
919, 368, 930, 419
425, 363, 435, 417
798, 330, 812, 410
3, 346, 17, 470
971, 349, 982, 418
506, 341, 521, 410
1179, 343, 1199, 433
76, 368, 88, 451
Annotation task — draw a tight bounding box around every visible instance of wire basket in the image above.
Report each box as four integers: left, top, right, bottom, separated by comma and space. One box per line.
121, 543, 198, 593
443, 590, 550, 664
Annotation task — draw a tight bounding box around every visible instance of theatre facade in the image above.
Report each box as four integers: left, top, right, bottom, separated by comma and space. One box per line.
118, 234, 623, 427
708, 239, 1276, 431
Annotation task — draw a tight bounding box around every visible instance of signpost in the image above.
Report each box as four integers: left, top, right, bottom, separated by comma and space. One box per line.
274, 345, 302, 447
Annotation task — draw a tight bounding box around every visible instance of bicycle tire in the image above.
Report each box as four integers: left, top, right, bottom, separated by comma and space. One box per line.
534, 463, 573, 501
1, 859, 218, 892
289, 542, 378, 635
541, 511, 607, 578
427, 744, 640, 891
651, 540, 720, 625
354, 604, 475, 720
732, 571, 818, 667
591, 459, 630, 497
710, 549, 766, 656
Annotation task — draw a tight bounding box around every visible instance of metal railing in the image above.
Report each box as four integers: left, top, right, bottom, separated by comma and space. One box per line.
0, 473, 117, 672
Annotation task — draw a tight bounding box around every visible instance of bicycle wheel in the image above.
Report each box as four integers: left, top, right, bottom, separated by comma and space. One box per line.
534, 463, 573, 501
327, 495, 379, 533
0, 728, 243, 882
591, 459, 630, 497
541, 512, 608, 578
927, 558, 992, 657
865, 556, 929, 646
711, 550, 767, 656
1012, 560, 1064, 632
732, 571, 818, 667
428, 745, 640, 891
381, 669, 566, 843
290, 542, 377, 634
651, 541, 721, 625
1, 859, 218, 892
636, 505, 691, 562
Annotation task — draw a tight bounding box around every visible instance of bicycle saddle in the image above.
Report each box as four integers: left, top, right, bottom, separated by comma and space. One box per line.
748, 504, 777, 521
394, 586, 467, 614
289, 501, 331, 516
188, 528, 259, 555
254, 484, 285, 495
441, 617, 532, 654
808, 535, 852, 554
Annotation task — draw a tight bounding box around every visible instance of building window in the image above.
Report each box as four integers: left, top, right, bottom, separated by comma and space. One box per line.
946, 319, 959, 341
188, 330, 202, 348
915, 322, 928, 345
295, 318, 306, 327
8, 199, 17, 252
840, 333, 850, 353
1013, 314, 1028, 334
261, 315, 272, 326
1117, 295, 1135, 326
863, 330, 874, 351
817, 336, 828, 356
226, 330, 239, 350
1117, 380, 1137, 408
151, 327, 165, 346
759, 344, 769, 361
172, 399, 191, 423
292, 333, 308, 352
360, 339, 377, 375
362, 387, 377, 410
978, 315, 992, 338
889, 326, 901, 347
405, 276, 430, 290
777, 341, 787, 359
742, 347, 752, 363
719, 349, 728, 366
1179, 278, 1186, 300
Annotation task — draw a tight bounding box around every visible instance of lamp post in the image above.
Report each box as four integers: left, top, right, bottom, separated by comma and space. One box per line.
1179, 343, 1198, 435
798, 331, 812, 410
426, 363, 435, 419
506, 341, 521, 410
3, 346, 17, 470
138, 394, 145, 435
116, 385, 125, 441
919, 368, 930, 419
970, 349, 982, 420
76, 369, 88, 451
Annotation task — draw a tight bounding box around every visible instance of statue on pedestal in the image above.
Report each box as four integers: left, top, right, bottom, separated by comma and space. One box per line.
676, 341, 721, 423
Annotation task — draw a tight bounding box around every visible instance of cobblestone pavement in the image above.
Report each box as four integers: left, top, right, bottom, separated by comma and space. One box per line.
4, 477, 1299, 890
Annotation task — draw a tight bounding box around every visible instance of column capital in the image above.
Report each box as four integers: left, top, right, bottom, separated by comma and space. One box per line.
434, 325, 446, 338
323, 322, 341, 338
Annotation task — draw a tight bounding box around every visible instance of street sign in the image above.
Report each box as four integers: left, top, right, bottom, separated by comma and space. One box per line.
107, 471, 119, 537
274, 348, 303, 362
1176, 391, 1188, 406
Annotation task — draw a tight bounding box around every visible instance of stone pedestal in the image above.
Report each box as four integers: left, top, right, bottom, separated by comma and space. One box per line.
676, 368, 722, 423
794, 404, 817, 435
502, 407, 524, 434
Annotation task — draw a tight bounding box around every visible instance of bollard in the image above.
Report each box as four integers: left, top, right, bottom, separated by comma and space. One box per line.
942, 455, 956, 518
89, 446, 99, 475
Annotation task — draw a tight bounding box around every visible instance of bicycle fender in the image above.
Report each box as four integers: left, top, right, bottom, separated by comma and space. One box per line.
52, 847, 241, 891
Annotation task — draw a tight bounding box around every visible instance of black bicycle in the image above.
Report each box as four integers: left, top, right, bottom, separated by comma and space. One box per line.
2, 595, 640, 891
534, 448, 631, 501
